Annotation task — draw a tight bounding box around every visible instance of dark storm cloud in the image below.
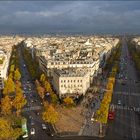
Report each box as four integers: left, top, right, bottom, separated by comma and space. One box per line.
0, 1, 140, 34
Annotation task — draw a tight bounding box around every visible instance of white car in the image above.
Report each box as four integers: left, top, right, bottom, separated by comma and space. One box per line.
30, 128, 35, 135
42, 124, 47, 130
118, 100, 121, 105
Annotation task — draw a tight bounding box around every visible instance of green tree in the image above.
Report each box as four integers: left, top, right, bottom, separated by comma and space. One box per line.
42, 104, 59, 124
14, 68, 21, 81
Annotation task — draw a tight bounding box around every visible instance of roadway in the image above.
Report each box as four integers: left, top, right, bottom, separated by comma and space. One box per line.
105, 39, 140, 140
18, 45, 50, 140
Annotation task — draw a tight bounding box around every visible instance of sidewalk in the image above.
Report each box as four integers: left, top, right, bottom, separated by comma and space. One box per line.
79, 71, 108, 137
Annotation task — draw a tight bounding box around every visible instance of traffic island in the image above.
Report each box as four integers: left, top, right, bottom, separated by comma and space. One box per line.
54, 105, 85, 136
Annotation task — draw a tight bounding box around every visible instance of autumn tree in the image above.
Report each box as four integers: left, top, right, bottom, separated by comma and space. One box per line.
14, 68, 21, 81
44, 80, 52, 93
15, 81, 22, 88
1, 96, 12, 116
15, 86, 23, 94
43, 101, 49, 108
106, 82, 113, 91
42, 104, 59, 124
35, 79, 40, 86
13, 92, 27, 116
9, 73, 13, 79
3, 78, 15, 95
0, 117, 13, 139
37, 86, 45, 99
50, 93, 59, 105
9, 64, 15, 73
63, 97, 75, 107
40, 74, 46, 84
0, 117, 23, 140
12, 128, 23, 140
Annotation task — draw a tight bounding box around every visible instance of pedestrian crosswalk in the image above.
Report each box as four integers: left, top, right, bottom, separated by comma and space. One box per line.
111, 104, 140, 112
114, 91, 140, 96
23, 105, 41, 112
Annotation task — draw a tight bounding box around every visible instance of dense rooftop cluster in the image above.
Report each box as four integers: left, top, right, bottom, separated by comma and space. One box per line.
23, 36, 120, 97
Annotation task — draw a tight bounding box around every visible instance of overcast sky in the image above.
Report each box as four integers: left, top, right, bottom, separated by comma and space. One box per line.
0, 1, 140, 35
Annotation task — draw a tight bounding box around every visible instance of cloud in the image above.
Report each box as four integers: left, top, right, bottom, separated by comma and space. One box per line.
0, 1, 140, 34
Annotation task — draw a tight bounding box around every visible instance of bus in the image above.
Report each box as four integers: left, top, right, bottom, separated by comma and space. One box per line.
22, 118, 28, 138
108, 105, 115, 120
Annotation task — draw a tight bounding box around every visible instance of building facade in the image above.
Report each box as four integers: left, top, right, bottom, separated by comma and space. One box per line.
52, 68, 90, 98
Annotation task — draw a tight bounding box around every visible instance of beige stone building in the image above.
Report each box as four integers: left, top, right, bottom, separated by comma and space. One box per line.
52, 68, 90, 98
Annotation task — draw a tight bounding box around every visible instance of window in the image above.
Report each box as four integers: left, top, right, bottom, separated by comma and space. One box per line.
77, 80, 79, 82
81, 80, 82, 82
61, 85, 63, 87
61, 80, 63, 83
74, 80, 75, 82
64, 80, 66, 82
68, 80, 69, 83
71, 80, 72, 82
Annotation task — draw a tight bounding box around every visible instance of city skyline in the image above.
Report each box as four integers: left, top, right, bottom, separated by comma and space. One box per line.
0, 1, 140, 35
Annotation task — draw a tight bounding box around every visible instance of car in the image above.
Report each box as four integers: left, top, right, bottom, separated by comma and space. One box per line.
36, 112, 40, 115
35, 99, 38, 102
30, 128, 35, 135
125, 76, 127, 80
30, 120, 35, 125
129, 106, 135, 111
121, 81, 126, 85
29, 115, 33, 119
31, 100, 34, 103
42, 124, 47, 130
118, 100, 121, 105
135, 80, 140, 83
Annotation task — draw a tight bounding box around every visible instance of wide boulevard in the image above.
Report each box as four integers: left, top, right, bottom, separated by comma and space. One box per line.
105, 39, 140, 140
